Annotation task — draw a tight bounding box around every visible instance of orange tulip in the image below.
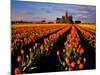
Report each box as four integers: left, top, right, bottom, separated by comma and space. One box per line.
65, 57, 69, 64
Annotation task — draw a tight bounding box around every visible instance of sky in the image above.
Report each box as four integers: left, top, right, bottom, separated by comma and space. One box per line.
11, 0, 96, 23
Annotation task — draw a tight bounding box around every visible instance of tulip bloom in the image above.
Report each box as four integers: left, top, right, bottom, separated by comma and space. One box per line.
62, 61, 66, 66
44, 38, 47, 44
17, 56, 22, 62
83, 58, 86, 64
63, 49, 66, 53
65, 57, 69, 64
79, 63, 84, 70
80, 48, 84, 54
21, 49, 25, 63
46, 45, 49, 52
29, 48, 32, 52
70, 61, 76, 68
26, 54, 29, 59
21, 50, 24, 55
26, 54, 29, 63
56, 50, 60, 56
68, 66, 73, 71
35, 43, 38, 48
14, 67, 21, 75
77, 59, 81, 65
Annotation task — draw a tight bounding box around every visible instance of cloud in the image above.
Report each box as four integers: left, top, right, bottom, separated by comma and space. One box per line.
16, 10, 34, 15
11, 15, 47, 21
74, 14, 88, 18
11, 16, 23, 21
32, 16, 47, 20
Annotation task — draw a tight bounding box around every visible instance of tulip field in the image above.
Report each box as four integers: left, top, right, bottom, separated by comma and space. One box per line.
11, 24, 96, 74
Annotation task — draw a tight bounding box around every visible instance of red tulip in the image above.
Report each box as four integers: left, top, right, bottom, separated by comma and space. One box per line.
17, 55, 22, 62
77, 59, 81, 65
79, 63, 84, 70
68, 66, 73, 71
14, 67, 21, 74
46, 45, 49, 52
70, 61, 76, 68
80, 48, 84, 54
44, 38, 47, 44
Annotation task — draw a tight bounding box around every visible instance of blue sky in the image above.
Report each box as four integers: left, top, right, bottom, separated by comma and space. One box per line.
11, 1, 96, 23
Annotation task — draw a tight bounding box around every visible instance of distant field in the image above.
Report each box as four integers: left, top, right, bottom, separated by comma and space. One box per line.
12, 23, 96, 30
77, 24, 96, 31
11, 23, 96, 33
11, 23, 70, 28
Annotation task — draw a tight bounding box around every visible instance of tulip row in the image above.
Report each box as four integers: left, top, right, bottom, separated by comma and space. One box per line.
27, 25, 71, 57
13, 25, 72, 74
41, 25, 72, 53
76, 25, 96, 48
57, 26, 86, 71
11, 25, 66, 51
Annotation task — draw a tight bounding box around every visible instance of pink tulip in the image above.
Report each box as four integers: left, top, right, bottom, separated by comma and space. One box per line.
29, 48, 32, 52
63, 49, 66, 53
21, 49, 24, 55
26, 54, 29, 59
56, 50, 60, 56
35, 43, 38, 47
83, 58, 86, 64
